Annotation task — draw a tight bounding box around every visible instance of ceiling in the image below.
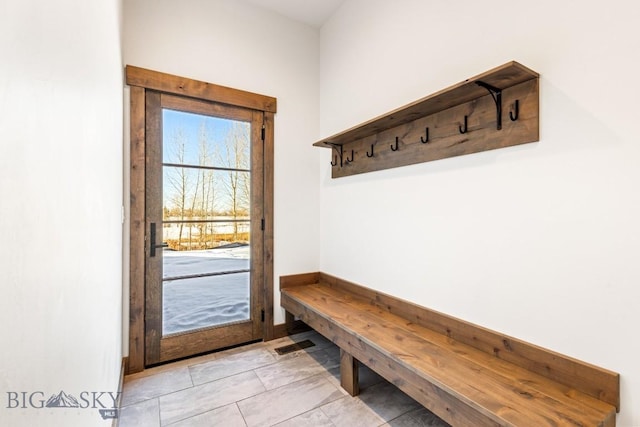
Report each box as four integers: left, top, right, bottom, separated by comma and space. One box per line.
242, 0, 346, 28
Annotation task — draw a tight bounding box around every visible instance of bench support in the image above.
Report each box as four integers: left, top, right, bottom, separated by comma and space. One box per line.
285, 311, 295, 334
340, 349, 360, 396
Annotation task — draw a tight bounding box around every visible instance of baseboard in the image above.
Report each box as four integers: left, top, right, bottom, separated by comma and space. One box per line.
272, 320, 311, 339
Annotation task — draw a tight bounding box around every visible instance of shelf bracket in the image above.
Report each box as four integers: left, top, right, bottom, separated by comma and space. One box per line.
476, 81, 502, 130
324, 142, 344, 167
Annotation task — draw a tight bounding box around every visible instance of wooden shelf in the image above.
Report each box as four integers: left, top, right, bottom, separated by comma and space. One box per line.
315, 61, 540, 178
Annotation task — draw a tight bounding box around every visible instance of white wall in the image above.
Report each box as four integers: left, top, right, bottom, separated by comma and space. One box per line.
0, 0, 124, 426
319, 0, 640, 425
122, 0, 320, 336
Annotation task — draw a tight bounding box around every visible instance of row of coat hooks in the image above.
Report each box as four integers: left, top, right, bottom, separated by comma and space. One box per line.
328, 81, 521, 167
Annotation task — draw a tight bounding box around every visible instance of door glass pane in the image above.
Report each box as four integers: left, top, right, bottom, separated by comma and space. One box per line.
162, 108, 251, 335
162, 109, 250, 169
163, 273, 249, 335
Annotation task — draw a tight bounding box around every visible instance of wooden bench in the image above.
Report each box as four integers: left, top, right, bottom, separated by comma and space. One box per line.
280, 272, 620, 426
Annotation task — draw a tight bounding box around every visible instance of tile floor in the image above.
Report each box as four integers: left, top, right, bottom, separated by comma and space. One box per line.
119, 331, 449, 427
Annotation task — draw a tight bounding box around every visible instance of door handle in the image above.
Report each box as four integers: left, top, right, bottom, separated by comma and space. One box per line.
149, 223, 168, 257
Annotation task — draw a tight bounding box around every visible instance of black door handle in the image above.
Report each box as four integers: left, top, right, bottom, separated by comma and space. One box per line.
149, 223, 168, 257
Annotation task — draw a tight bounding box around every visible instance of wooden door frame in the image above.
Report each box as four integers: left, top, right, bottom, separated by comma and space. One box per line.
126, 66, 276, 374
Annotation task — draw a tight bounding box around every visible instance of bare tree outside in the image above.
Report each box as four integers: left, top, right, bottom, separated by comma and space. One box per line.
165, 126, 189, 248
163, 114, 250, 250
218, 121, 250, 241
195, 121, 218, 248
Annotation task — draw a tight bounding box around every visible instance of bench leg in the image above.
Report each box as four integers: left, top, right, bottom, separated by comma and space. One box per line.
340, 349, 360, 396
285, 311, 295, 334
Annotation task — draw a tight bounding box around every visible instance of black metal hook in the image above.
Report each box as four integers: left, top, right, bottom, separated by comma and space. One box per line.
459, 116, 468, 134
390, 136, 400, 151
345, 149, 355, 163
509, 100, 519, 121
325, 142, 343, 167
420, 127, 430, 143
366, 144, 375, 158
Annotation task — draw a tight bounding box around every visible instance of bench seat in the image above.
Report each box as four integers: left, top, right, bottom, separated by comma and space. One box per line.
280, 273, 619, 427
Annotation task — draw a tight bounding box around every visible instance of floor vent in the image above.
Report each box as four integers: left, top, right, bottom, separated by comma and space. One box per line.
274, 339, 315, 355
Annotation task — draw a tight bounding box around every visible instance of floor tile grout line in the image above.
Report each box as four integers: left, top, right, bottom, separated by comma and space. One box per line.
188, 347, 327, 390
159, 404, 217, 426
235, 372, 345, 426
233, 402, 250, 427
124, 353, 221, 381
155, 397, 161, 427
252, 366, 270, 391
235, 395, 251, 425
235, 371, 331, 404
383, 410, 414, 427
270, 407, 337, 427
160, 403, 250, 427
187, 348, 282, 387
121, 382, 195, 409
254, 352, 333, 391
158, 372, 268, 427
318, 404, 340, 427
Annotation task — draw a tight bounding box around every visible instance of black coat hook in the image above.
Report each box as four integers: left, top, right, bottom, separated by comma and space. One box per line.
459, 115, 468, 134
420, 127, 430, 143
325, 142, 343, 167
509, 100, 519, 121
390, 136, 399, 151
366, 144, 375, 157
345, 149, 355, 163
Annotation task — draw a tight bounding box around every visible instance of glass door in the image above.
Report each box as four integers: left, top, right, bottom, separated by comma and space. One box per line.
145, 93, 264, 365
